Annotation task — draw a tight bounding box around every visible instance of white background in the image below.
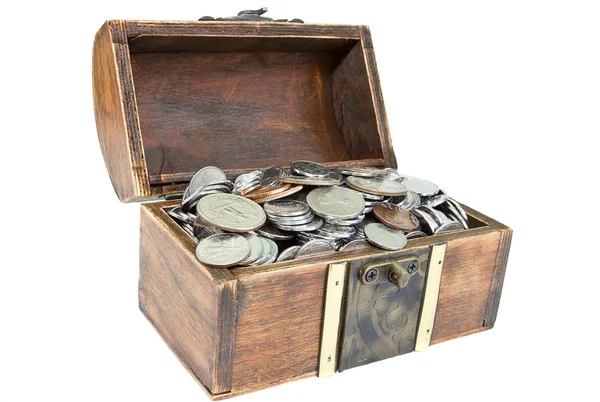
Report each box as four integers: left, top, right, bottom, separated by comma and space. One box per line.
1, 1, 598, 401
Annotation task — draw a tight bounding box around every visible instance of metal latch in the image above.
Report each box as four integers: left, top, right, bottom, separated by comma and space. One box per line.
318, 243, 447, 376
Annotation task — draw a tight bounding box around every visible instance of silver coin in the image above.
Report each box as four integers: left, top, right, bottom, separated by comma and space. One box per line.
168, 207, 194, 224
295, 240, 335, 258
324, 214, 365, 226
277, 246, 301, 262
346, 176, 408, 196
190, 166, 227, 193
435, 221, 464, 234
273, 216, 324, 232
291, 160, 330, 178
397, 191, 420, 211
399, 177, 440, 197
339, 239, 370, 251
406, 230, 428, 239
307, 187, 365, 220
338, 169, 379, 178
447, 198, 469, 222
318, 224, 356, 239
297, 231, 339, 242
241, 233, 264, 264
278, 175, 341, 186
263, 200, 310, 217
181, 223, 198, 241
193, 216, 223, 239
262, 238, 279, 264
260, 166, 285, 186
364, 223, 408, 251
411, 208, 440, 235
256, 222, 295, 241
421, 192, 448, 208
443, 203, 469, 229
419, 206, 451, 226
195, 233, 250, 267
268, 212, 315, 226
249, 238, 278, 265
196, 194, 266, 232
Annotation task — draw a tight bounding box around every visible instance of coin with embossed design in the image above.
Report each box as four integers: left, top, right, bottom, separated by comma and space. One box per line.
195, 233, 251, 267
189, 166, 228, 193
307, 187, 365, 219
373, 203, 420, 232
364, 223, 408, 251
346, 176, 408, 196
291, 160, 330, 178
196, 194, 266, 232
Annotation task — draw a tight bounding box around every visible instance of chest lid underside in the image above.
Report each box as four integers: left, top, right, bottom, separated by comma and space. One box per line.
93, 20, 396, 202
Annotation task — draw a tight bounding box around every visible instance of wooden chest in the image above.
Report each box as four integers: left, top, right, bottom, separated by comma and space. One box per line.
92, 18, 512, 399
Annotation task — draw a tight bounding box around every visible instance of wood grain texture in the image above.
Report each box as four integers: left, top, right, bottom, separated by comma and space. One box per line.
139, 203, 237, 395
130, 50, 358, 178
93, 21, 394, 200
92, 21, 151, 202
229, 262, 328, 394
125, 21, 362, 40
431, 230, 502, 344
358, 26, 397, 169
142, 200, 510, 398
484, 228, 512, 327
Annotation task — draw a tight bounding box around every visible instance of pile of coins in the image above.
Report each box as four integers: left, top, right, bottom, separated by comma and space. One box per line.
168, 161, 470, 268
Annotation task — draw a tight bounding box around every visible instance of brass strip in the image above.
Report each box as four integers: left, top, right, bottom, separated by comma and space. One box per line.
318, 262, 348, 377
415, 243, 447, 352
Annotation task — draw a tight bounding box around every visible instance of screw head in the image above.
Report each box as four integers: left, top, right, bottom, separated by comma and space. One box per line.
364, 268, 379, 283
407, 261, 418, 274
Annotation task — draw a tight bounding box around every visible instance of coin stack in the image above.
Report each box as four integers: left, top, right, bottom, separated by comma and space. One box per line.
168, 161, 470, 267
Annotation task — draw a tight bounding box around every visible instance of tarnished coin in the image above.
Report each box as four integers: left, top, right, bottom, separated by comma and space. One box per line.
399, 177, 440, 197
278, 175, 341, 186
364, 223, 408, 251
406, 230, 428, 239
307, 187, 365, 220
260, 166, 285, 186
291, 160, 330, 178
252, 185, 304, 204
195, 233, 251, 267
244, 183, 291, 199
295, 240, 335, 258
373, 203, 420, 232
190, 166, 227, 192
339, 239, 371, 251
256, 222, 295, 241
277, 246, 301, 262
196, 194, 266, 232
346, 176, 408, 196
263, 200, 310, 217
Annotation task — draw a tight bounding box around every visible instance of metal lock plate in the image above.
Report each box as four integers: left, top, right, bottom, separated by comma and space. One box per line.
338, 248, 432, 371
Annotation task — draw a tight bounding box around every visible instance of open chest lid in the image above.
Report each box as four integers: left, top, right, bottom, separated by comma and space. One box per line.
92, 18, 397, 202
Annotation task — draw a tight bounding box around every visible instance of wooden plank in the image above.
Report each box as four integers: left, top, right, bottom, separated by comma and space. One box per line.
125, 21, 362, 39
431, 230, 502, 344
92, 21, 150, 202
484, 228, 513, 327
139, 204, 237, 394
230, 262, 328, 393
359, 26, 397, 169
